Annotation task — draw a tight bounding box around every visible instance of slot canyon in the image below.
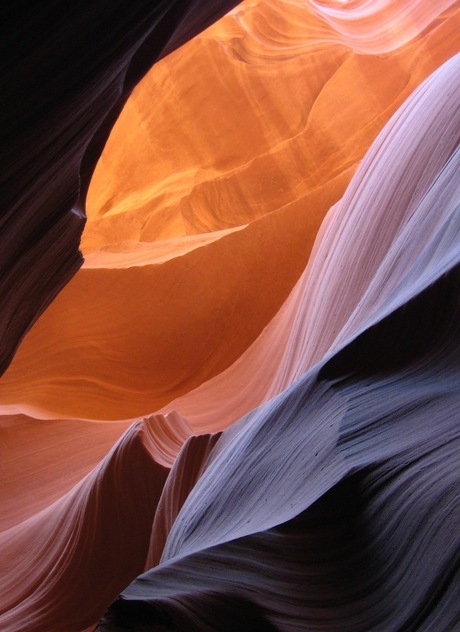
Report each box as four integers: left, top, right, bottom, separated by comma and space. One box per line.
1, 1, 459, 630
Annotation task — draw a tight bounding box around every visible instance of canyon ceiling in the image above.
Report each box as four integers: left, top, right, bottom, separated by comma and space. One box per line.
1, 1, 459, 631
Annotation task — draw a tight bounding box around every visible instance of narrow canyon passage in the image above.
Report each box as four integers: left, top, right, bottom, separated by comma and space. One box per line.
0, 1, 459, 630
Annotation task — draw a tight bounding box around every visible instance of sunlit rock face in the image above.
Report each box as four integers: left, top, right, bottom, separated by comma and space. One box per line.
0, 0, 239, 379
1, 0, 459, 422
1, 1, 459, 631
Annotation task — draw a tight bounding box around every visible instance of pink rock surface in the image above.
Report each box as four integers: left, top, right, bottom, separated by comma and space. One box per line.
98, 53, 460, 631
0, 1, 459, 631
1, 0, 458, 423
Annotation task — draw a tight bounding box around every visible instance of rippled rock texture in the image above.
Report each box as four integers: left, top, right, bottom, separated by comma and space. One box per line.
1, 1, 459, 630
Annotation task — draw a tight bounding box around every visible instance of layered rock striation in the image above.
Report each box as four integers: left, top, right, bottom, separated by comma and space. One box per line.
0, 1, 459, 630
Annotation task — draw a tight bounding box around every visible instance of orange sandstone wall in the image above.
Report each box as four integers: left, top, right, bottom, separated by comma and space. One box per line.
1, 1, 459, 631
0, 0, 458, 421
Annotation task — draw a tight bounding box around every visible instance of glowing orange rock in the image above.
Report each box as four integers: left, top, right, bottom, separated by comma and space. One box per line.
1, 2, 459, 630
0, 0, 458, 422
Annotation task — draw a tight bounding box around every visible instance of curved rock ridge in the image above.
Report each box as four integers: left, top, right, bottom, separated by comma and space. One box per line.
97, 56, 460, 631
0, 415, 191, 631
146, 432, 222, 569
305, 0, 459, 53
0, 415, 132, 533
0, 0, 459, 421
159, 45, 460, 432
0, 0, 240, 376
85, 0, 459, 246
0, 1, 459, 631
